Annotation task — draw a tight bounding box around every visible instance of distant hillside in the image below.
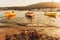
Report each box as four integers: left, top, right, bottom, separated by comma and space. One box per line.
0, 6, 26, 10
0, 2, 60, 10
26, 2, 60, 9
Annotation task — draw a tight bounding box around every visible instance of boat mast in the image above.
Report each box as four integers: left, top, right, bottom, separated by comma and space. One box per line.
51, 0, 53, 11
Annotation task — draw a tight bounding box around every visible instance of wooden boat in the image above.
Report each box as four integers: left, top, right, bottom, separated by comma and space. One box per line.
25, 11, 35, 19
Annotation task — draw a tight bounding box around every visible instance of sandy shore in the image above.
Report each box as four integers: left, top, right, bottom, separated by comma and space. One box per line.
0, 24, 60, 40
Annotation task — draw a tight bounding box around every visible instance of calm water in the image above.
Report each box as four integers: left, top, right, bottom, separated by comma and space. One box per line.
0, 10, 60, 27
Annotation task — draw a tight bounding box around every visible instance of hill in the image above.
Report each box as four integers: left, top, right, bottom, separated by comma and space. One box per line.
26, 2, 60, 9
0, 2, 60, 10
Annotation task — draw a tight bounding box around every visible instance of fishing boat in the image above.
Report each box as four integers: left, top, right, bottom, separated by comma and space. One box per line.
25, 11, 35, 19
44, 12, 56, 18
5, 11, 16, 19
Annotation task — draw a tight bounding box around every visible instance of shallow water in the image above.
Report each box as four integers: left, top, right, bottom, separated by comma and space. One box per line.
0, 10, 60, 27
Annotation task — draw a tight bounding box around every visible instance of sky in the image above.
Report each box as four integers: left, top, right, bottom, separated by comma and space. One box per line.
0, 0, 60, 7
